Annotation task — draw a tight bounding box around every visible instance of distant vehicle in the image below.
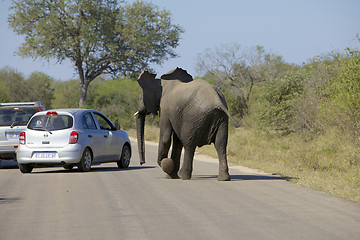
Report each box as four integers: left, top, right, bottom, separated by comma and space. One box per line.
16, 109, 131, 173
0, 102, 45, 160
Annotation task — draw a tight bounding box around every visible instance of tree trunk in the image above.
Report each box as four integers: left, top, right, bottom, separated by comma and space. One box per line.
77, 59, 87, 107
79, 81, 89, 107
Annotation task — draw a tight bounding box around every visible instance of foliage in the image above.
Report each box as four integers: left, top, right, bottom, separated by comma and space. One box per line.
294, 52, 344, 133
197, 44, 292, 119
324, 50, 360, 135
0, 67, 55, 107
0, 66, 27, 102
257, 70, 304, 134
89, 77, 140, 129
0, 81, 10, 102
26, 72, 54, 108
52, 80, 81, 109
8, 0, 183, 106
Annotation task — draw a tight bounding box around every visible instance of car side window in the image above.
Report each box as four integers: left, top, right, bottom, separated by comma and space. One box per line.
82, 112, 97, 130
93, 112, 113, 130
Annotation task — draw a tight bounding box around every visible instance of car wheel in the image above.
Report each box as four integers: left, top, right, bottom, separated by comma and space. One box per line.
78, 148, 92, 172
18, 163, 33, 173
117, 145, 131, 168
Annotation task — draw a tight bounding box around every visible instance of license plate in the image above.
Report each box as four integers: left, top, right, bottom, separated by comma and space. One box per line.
6, 133, 20, 139
33, 152, 56, 158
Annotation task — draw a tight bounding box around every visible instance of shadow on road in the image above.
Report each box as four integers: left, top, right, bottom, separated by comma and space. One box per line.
193, 174, 296, 181
31, 165, 156, 174
91, 165, 156, 172
0, 160, 18, 169
0, 197, 21, 204
0, 165, 18, 169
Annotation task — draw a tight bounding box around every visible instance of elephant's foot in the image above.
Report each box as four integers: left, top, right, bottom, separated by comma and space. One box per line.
160, 158, 174, 175
165, 173, 180, 179
178, 169, 192, 180
217, 172, 231, 181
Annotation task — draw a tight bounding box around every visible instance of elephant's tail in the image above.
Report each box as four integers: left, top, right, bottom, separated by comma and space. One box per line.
221, 106, 241, 128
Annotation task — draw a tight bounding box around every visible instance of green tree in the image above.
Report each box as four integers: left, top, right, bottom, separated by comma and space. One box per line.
52, 80, 81, 108
0, 66, 27, 102
9, 0, 183, 106
0, 82, 10, 102
91, 77, 140, 129
26, 72, 54, 108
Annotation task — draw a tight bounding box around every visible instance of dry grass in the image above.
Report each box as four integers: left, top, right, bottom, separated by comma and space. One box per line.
127, 124, 160, 143
198, 127, 360, 203
129, 125, 360, 203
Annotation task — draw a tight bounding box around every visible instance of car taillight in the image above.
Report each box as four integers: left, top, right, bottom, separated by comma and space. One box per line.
19, 132, 25, 145
46, 111, 58, 115
69, 131, 79, 144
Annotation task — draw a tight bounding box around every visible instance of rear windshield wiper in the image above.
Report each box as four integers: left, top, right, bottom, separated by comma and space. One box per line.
31, 128, 53, 134
10, 121, 28, 128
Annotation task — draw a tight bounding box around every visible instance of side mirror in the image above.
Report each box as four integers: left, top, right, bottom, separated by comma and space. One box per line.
115, 123, 121, 130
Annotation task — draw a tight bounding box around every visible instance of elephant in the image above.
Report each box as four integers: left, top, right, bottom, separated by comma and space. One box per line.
135, 67, 233, 181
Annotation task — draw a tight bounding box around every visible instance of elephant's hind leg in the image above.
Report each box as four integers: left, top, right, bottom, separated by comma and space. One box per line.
178, 145, 196, 180
214, 124, 231, 181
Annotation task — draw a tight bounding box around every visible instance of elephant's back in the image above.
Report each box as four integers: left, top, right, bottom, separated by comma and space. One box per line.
163, 79, 229, 146
189, 79, 228, 110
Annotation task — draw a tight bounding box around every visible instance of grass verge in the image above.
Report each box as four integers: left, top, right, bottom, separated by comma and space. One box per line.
198, 127, 360, 203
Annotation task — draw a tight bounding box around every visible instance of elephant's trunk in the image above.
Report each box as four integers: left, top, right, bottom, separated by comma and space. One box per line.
136, 112, 146, 165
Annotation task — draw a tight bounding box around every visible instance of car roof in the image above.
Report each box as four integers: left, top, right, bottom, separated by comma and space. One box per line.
0, 102, 42, 107
34, 109, 99, 116
0, 102, 45, 110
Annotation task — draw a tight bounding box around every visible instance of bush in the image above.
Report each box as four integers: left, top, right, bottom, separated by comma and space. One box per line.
325, 50, 360, 135
257, 70, 304, 134
89, 77, 140, 130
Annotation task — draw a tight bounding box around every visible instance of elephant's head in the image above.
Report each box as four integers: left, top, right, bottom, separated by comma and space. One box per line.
135, 70, 162, 165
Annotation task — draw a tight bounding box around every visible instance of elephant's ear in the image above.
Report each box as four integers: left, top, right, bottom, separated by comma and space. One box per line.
137, 70, 157, 89
161, 67, 193, 82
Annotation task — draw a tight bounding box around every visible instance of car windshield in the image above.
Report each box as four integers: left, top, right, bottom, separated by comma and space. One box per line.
0, 107, 38, 127
28, 115, 73, 131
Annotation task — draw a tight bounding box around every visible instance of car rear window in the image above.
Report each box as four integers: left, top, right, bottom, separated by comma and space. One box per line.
0, 107, 38, 127
28, 115, 73, 131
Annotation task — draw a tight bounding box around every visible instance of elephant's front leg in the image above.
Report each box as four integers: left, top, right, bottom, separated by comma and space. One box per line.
178, 145, 196, 180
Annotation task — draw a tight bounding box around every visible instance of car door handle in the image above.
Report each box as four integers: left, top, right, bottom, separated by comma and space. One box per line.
104, 135, 108, 138
88, 135, 93, 138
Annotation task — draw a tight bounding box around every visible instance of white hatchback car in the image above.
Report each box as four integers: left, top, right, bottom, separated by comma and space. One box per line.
16, 109, 131, 173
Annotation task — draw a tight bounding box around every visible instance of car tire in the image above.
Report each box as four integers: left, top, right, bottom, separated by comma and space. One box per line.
18, 163, 33, 173
117, 145, 131, 168
78, 148, 92, 172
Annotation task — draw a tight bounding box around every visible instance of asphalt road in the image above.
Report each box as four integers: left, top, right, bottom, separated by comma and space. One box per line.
1, 140, 360, 240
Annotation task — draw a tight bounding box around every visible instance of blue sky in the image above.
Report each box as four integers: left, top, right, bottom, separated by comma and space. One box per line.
0, 0, 359, 81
